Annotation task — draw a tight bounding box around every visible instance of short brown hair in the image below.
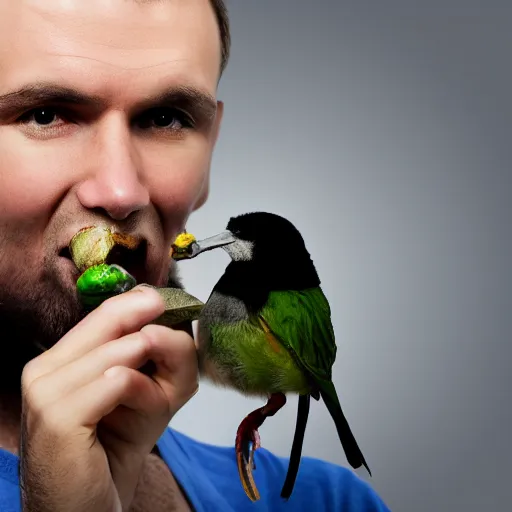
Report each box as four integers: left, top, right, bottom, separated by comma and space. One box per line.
209, 0, 231, 75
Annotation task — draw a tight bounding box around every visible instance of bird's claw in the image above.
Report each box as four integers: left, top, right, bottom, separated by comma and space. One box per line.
252, 430, 261, 451
235, 394, 287, 502
236, 414, 264, 502
241, 431, 261, 471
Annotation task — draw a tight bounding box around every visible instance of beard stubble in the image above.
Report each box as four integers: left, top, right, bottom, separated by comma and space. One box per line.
0, 261, 86, 393
0, 257, 184, 395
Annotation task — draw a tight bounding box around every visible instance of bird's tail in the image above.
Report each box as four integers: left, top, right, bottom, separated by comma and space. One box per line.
280, 394, 310, 499
319, 380, 371, 476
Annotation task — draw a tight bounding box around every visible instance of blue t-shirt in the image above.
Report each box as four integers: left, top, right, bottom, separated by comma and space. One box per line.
0, 427, 390, 511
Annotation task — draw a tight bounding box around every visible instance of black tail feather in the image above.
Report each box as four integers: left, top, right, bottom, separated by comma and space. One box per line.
320, 381, 371, 476
280, 394, 310, 499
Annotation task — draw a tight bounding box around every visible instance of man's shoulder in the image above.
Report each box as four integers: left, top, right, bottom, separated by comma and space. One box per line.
158, 427, 390, 511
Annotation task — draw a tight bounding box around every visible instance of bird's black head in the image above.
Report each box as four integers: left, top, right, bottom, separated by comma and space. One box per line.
226, 211, 306, 254
172, 211, 322, 298
223, 211, 321, 289
173, 211, 321, 290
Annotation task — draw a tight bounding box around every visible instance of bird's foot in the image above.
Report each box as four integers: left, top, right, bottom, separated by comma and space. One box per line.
236, 392, 287, 464
235, 393, 287, 502
235, 411, 262, 461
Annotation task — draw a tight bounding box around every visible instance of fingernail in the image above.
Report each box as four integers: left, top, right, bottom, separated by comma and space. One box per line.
132, 284, 163, 300
128, 284, 158, 296
133, 284, 156, 292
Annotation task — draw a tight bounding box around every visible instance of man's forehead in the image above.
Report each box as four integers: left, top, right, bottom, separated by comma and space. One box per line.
0, 0, 221, 97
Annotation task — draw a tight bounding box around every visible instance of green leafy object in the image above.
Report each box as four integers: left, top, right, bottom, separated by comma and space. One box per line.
75, 265, 204, 326
147, 286, 205, 326
77, 264, 136, 308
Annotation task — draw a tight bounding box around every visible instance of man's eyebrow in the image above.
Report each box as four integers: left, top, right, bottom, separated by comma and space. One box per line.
0, 82, 218, 120
0, 83, 106, 115
137, 86, 218, 121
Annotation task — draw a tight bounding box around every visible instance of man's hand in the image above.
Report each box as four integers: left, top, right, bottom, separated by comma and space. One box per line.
19, 285, 198, 512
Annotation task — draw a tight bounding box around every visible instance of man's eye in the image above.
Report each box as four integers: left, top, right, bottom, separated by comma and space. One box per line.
138, 107, 192, 130
20, 108, 61, 126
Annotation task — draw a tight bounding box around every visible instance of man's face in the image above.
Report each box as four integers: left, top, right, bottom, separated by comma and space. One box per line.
0, 0, 223, 382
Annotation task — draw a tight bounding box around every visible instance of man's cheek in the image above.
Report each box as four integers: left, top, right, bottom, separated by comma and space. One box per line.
0, 181, 67, 222
0, 232, 41, 285
152, 160, 211, 215
0, 145, 70, 220
0, 178, 54, 220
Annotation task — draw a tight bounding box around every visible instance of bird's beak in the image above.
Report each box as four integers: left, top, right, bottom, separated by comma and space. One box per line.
187, 230, 236, 258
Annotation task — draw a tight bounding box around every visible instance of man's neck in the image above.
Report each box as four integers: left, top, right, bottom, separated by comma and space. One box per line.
0, 393, 21, 455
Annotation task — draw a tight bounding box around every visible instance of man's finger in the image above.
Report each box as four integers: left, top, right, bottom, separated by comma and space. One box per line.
45, 366, 168, 434
24, 330, 154, 410
24, 323, 198, 415
23, 285, 165, 383
139, 324, 199, 411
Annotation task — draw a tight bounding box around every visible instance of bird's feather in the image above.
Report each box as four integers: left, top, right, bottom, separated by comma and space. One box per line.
258, 287, 371, 476
280, 394, 310, 499
317, 378, 371, 475
258, 287, 337, 383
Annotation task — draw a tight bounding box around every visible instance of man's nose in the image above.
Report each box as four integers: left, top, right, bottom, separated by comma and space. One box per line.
76, 116, 150, 220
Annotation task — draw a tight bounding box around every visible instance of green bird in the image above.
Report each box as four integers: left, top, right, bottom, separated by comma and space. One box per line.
172, 211, 371, 501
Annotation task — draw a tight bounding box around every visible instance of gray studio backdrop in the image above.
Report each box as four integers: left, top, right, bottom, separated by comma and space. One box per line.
170, 2, 512, 511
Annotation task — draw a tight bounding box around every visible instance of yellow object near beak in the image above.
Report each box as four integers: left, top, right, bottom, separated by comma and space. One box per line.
174, 232, 196, 248
170, 232, 197, 259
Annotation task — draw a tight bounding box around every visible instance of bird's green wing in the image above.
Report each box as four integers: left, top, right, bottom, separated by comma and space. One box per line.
258, 287, 372, 484
257, 287, 337, 383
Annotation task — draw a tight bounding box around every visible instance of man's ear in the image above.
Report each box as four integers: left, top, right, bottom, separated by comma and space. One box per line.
212, 100, 224, 145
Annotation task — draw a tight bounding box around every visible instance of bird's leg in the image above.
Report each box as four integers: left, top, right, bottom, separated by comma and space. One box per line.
235, 393, 287, 501
236, 392, 287, 455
